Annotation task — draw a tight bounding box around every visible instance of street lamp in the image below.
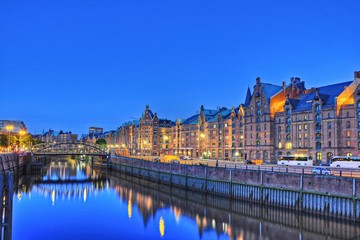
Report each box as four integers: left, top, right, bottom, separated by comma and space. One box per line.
5, 125, 14, 152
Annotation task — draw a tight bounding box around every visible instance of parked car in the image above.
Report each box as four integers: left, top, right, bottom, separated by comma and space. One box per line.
312, 167, 331, 175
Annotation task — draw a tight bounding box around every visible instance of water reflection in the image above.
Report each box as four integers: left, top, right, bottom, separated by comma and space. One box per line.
8, 158, 360, 240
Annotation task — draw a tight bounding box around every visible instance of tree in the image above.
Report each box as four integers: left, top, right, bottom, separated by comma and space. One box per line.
0, 134, 7, 147
95, 139, 107, 148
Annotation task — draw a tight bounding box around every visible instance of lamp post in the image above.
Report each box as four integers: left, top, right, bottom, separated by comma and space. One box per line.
5, 125, 14, 152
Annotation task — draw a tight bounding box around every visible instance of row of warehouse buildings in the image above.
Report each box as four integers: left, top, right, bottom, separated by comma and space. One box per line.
82, 71, 360, 164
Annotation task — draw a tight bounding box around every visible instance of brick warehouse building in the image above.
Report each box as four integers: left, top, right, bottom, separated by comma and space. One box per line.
91, 71, 360, 164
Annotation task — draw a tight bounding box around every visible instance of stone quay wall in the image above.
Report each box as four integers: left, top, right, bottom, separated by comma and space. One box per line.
109, 156, 360, 221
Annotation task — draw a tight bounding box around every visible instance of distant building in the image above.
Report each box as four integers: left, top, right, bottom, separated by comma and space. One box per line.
89, 127, 103, 134
38, 129, 77, 143
0, 120, 27, 134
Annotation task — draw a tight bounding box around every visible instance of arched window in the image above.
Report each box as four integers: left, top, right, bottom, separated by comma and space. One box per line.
316, 114, 321, 122
257, 117, 260, 123
327, 152, 333, 161
316, 105, 321, 113
256, 125, 261, 131
286, 134, 291, 141
256, 140, 260, 146
286, 117, 291, 125
257, 109, 261, 116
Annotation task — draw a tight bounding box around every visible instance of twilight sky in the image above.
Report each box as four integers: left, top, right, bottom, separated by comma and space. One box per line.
1, 0, 359, 135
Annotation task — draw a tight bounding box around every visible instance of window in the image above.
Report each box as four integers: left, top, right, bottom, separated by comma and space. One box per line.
347, 141, 351, 147
256, 140, 260, 146
347, 111, 350, 118
299, 141, 302, 147
316, 142, 322, 150
286, 134, 291, 141
264, 124, 267, 130
286, 109, 291, 117
328, 132, 331, 138
278, 134, 281, 140
225, 123, 228, 128
328, 112, 331, 118
257, 117, 260, 124
286, 126, 290, 133
298, 125, 302, 131
256, 101, 261, 108
304, 132, 308, 139
299, 133, 302, 139
347, 131, 351, 138
316, 152, 322, 161
286, 117, 291, 125
256, 125, 260, 131
316, 114, 321, 122
257, 109, 261, 116
347, 121, 350, 128
347, 152, 352, 156
278, 126, 281, 133
316, 105, 321, 113
328, 122, 331, 129
285, 142, 292, 149
304, 124, 308, 130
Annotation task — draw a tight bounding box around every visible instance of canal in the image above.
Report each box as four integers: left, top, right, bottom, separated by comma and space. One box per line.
6, 156, 360, 239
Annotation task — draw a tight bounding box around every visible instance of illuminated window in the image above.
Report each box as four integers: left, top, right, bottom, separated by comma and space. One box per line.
285, 142, 292, 149
278, 142, 282, 149
304, 124, 308, 130
347, 131, 351, 138
347, 141, 351, 147
347, 121, 351, 128
298, 125, 302, 131
316, 152, 322, 160
299, 133, 302, 139
347, 152, 352, 156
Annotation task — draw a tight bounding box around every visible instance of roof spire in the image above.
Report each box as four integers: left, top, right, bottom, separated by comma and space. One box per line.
244, 87, 252, 107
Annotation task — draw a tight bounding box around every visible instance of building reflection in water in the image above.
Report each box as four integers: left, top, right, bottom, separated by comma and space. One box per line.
108, 172, 360, 240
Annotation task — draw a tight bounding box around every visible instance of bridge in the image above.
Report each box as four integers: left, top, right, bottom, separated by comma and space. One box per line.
31, 141, 108, 156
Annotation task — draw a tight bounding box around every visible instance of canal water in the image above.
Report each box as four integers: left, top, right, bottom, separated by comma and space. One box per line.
7, 157, 360, 240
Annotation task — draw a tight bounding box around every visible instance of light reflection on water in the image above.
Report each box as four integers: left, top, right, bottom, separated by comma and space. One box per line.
10, 157, 360, 240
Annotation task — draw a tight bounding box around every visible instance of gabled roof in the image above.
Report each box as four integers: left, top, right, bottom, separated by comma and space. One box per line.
159, 119, 175, 127
262, 83, 282, 102
182, 114, 199, 125
292, 81, 352, 112
207, 109, 232, 123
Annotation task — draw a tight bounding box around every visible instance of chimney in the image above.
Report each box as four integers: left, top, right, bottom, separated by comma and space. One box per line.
354, 71, 360, 80
256, 77, 261, 85
282, 81, 286, 93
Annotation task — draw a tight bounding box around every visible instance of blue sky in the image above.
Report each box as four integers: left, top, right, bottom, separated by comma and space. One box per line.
1, 0, 359, 135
